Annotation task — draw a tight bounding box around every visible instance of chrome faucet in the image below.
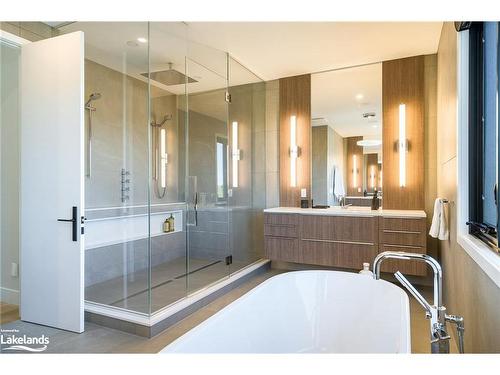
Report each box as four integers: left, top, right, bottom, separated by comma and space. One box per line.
339, 195, 352, 209
373, 251, 465, 354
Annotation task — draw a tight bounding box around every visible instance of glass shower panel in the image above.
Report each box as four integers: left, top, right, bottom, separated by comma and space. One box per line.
0, 40, 21, 310
227, 57, 266, 274
148, 22, 189, 313
59, 22, 152, 314
185, 52, 230, 294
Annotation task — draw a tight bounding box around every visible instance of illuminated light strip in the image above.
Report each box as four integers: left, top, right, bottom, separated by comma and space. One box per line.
160, 128, 167, 188
290, 115, 298, 187
353, 154, 357, 188
399, 104, 406, 187
232, 121, 239, 188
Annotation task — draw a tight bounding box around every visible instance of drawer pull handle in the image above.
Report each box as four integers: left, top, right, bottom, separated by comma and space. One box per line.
383, 244, 423, 249
302, 238, 375, 246
383, 229, 422, 234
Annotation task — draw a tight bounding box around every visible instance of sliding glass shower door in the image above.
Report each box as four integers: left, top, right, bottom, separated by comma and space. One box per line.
185, 53, 231, 294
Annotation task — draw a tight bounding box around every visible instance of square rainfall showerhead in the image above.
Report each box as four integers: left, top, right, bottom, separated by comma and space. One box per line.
142, 63, 197, 86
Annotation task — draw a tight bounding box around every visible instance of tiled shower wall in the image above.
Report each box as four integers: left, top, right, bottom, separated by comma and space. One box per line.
85, 59, 183, 208
0, 22, 59, 41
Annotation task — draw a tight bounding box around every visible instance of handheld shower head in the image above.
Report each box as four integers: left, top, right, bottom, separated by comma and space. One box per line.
85, 93, 102, 108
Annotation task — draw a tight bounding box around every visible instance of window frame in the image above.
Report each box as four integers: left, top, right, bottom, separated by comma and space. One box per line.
467, 21, 500, 252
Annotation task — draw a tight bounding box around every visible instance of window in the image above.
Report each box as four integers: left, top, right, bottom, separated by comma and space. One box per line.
468, 22, 499, 251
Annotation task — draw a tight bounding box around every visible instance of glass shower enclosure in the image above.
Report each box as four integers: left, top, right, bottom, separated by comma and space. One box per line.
56, 22, 265, 318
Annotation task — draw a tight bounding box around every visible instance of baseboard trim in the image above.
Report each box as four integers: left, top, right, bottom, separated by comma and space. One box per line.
0, 286, 20, 305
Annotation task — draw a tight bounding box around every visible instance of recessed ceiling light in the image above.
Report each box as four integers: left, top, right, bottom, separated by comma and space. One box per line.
357, 139, 382, 147
355, 94, 364, 100
372, 124, 378, 128
137, 37, 148, 43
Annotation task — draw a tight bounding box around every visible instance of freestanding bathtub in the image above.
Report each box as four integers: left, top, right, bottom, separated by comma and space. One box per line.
162, 270, 411, 353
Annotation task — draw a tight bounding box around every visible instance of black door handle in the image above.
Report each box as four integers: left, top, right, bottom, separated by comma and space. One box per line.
57, 206, 78, 242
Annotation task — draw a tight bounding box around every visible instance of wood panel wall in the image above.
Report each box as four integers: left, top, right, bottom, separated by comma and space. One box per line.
382, 56, 425, 209
346, 136, 363, 196
279, 74, 311, 206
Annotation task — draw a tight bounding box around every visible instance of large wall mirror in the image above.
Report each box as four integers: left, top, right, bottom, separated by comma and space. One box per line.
311, 63, 382, 207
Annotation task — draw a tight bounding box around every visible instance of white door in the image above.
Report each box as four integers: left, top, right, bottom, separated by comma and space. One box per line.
20, 32, 85, 333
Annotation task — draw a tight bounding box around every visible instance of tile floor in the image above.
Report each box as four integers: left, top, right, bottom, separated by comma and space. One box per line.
0, 269, 459, 354
85, 257, 249, 313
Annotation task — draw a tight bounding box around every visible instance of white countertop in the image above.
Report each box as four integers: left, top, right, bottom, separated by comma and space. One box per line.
263, 206, 426, 218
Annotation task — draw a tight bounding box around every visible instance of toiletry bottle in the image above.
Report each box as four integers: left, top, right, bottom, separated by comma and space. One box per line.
167, 214, 175, 232
359, 263, 373, 277
371, 192, 379, 210
163, 217, 170, 233
300, 188, 309, 208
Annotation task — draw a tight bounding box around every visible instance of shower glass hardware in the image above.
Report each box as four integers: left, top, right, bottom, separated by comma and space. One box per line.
151, 115, 171, 199
85, 93, 101, 178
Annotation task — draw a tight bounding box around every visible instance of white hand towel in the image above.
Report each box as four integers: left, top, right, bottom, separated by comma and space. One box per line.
429, 198, 441, 238
333, 166, 345, 201
429, 198, 449, 240
438, 200, 449, 240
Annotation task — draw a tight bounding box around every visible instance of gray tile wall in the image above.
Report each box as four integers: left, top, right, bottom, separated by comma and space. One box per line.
85, 231, 186, 287
0, 22, 58, 41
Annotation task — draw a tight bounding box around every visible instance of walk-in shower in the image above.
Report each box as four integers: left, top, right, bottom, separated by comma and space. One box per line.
53, 22, 266, 327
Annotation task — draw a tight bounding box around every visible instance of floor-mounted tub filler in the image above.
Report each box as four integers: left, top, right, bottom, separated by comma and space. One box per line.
162, 270, 411, 353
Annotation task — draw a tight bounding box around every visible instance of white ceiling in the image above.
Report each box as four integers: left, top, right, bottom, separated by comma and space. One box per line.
59, 22, 443, 85
311, 63, 382, 139
184, 22, 443, 80
56, 22, 442, 125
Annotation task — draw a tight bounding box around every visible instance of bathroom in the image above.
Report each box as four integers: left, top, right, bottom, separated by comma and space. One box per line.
0, 4, 499, 372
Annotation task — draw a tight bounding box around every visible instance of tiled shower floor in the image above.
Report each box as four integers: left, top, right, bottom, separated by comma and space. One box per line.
85, 257, 249, 313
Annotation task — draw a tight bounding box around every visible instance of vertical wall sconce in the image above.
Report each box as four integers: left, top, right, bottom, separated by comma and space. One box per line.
370, 165, 375, 189
399, 103, 406, 187
290, 115, 299, 187
232, 121, 241, 188
160, 128, 167, 188
352, 154, 358, 188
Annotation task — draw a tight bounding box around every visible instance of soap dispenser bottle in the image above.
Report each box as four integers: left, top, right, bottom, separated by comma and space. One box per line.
359, 263, 373, 277
167, 214, 175, 232
163, 217, 170, 233
371, 191, 380, 210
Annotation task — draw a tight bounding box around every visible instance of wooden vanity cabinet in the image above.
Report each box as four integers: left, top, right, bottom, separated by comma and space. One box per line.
299, 215, 378, 270
264, 212, 428, 276
378, 216, 427, 276
264, 214, 299, 263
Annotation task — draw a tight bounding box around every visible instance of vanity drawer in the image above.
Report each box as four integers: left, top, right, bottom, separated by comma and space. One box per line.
264, 224, 298, 238
378, 244, 427, 276
379, 217, 426, 232
265, 236, 299, 262
300, 240, 378, 269
264, 213, 299, 226
379, 231, 426, 247
300, 215, 378, 243
379, 217, 426, 247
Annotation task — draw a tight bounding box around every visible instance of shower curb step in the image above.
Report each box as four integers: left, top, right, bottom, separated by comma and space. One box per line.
84, 260, 270, 338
